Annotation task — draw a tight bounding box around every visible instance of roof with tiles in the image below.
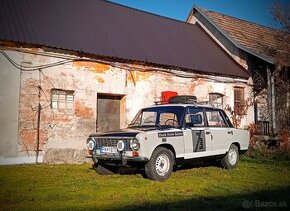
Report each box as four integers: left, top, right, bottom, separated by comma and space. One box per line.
195, 7, 289, 65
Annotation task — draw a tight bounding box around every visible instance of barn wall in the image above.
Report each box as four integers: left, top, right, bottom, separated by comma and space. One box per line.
0, 48, 254, 164
0, 51, 21, 162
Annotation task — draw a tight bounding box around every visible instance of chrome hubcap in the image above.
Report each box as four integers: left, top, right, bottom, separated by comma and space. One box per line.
228, 149, 237, 165
155, 154, 170, 176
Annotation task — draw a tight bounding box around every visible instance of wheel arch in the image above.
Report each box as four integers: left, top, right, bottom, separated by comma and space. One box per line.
230, 142, 240, 152
151, 144, 176, 161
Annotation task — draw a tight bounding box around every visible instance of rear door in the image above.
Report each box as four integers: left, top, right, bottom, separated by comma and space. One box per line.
183, 107, 210, 159
204, 108, 233, 155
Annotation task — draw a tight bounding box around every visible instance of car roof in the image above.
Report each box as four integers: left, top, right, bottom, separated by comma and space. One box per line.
145, 103, 218, 110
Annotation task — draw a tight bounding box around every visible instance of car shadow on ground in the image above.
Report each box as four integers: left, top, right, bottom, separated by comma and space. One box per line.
89, 161, 223, 177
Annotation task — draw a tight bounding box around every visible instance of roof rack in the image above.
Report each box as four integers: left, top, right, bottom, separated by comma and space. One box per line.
154, 96, 205, 105
196, 101, 209, 105
154, 101, 168, 105
169, 95, 197, 104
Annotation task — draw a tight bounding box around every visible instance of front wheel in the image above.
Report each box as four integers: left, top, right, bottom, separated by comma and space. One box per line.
221, 144, 239, 169
145, 147, 174, 181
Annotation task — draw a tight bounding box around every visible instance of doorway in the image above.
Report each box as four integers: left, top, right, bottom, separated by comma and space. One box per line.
97, 94, 125, 132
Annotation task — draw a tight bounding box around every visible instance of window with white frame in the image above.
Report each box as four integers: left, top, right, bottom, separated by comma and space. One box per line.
209, 93, 223, 108
51, 89, 74, 110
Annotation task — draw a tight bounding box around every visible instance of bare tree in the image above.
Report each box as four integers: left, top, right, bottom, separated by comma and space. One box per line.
271, 1, 290, 132
250, 1, 290, 138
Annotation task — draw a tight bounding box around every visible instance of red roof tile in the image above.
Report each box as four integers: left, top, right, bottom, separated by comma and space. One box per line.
200, 8, 289, 65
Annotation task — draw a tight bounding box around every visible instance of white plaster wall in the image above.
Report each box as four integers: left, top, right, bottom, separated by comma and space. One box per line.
0, 51, 21, 158
0, 48, 254, 163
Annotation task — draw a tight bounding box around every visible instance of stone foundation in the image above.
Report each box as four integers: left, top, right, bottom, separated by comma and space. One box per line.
43, 148, 91, 164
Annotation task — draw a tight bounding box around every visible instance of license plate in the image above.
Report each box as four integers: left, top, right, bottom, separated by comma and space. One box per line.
100, 146, 118, 154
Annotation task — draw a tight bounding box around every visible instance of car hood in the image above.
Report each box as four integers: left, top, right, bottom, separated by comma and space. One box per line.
89, 128, 142, 138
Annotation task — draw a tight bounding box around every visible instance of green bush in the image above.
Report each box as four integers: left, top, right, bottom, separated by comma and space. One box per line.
246, 144, 290, 161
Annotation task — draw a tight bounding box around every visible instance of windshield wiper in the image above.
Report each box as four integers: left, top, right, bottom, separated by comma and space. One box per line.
127, 124, 145, 131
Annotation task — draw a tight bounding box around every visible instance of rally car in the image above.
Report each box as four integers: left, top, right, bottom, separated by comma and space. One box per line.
86, 96, 249, 181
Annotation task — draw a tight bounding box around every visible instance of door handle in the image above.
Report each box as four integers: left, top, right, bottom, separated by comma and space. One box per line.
227, 130, 233, 135
205, 131, 211, 135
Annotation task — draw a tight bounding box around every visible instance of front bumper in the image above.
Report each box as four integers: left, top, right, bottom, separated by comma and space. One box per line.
89, 151, 149, 165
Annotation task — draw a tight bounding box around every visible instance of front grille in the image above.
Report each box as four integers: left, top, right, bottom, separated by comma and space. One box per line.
93, 137, 131, 151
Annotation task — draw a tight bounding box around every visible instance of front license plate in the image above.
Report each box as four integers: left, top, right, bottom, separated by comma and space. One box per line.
100, 146, 118, 154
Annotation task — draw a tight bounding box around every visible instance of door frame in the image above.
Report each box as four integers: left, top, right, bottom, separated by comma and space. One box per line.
96, 93, 126, 132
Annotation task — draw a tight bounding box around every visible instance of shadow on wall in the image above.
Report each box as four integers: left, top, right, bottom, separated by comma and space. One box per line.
116, 186, 290, 210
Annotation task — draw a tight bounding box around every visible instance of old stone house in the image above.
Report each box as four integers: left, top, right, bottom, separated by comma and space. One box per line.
187, 6, 290, 136
0, 0, 253, 164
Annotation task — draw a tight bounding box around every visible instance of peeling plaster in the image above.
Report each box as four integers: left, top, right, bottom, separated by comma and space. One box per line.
0, 48, 254, 161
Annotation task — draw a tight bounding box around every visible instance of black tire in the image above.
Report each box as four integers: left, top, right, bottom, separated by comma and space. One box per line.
93, 163, 119, 175
145, 147, 174, 181
221, 144, 239, 169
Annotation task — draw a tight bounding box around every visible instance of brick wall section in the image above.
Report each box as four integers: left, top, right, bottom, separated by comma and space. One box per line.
9, 48, 254, 161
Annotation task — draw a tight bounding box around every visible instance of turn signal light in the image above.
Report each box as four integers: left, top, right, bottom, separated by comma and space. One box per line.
132, 151, 139, 157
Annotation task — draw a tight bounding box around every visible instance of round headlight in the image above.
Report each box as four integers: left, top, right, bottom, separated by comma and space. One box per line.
130, 138, 140, 151
117, 140, 125, 152
86, 138, 96, 150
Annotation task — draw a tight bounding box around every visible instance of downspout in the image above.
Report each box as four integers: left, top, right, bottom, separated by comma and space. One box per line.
267, 67, 273, 135
271, 72, 276, 134
36, 69, 41, 163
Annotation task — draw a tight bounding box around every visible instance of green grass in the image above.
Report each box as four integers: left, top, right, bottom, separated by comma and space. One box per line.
1, 156, 290, 210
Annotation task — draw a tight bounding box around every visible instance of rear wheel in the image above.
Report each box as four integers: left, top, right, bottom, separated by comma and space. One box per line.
145, 147, 174, 181
221, 144, 239, 169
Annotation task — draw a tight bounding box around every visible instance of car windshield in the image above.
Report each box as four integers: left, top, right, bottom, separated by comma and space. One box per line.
128, 106, 185, 128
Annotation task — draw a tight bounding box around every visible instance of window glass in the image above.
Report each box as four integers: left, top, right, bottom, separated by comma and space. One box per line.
209, 93, 223, 108
206, 110, 227, 127
185, 107, 205, 127
141, 112, 157, 125
234, 87, 246, 115
160, 112, 178, 127
129, 106, 184, 128
160, 113, 176, 124
51, 89, 74, 110
220, 110, 233, 128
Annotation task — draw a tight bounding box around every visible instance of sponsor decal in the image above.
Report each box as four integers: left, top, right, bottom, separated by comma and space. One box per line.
158, 131, 183, 138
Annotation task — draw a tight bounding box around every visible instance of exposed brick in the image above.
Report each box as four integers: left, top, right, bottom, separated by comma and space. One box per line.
75, 100, 94, 118
14, 48, 254, 163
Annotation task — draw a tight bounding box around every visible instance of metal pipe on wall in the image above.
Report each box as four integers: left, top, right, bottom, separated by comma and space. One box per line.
267, 67, 273, 135
271, 73, 276, 134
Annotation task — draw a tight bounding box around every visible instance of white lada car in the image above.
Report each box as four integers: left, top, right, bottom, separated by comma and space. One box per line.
87, 98, 249, 181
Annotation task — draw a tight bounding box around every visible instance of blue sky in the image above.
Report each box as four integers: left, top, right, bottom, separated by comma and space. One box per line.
108, 0, 288, 29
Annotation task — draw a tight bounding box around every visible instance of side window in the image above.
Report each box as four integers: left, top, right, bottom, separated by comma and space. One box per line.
221, 110, 234, 128
185, 107, 205, 127
206, 110, 227, 127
